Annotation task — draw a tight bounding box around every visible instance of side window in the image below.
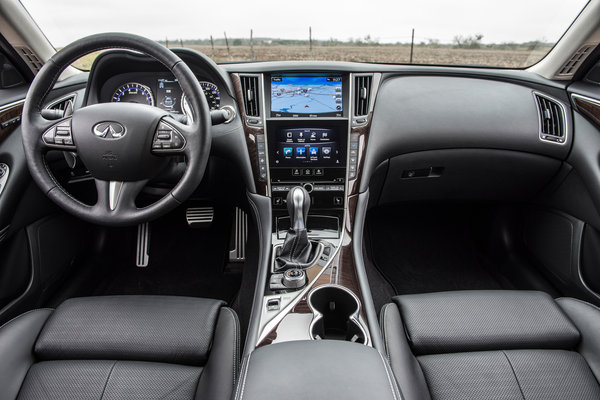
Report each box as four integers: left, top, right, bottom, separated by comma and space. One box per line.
0, 51, 25, 89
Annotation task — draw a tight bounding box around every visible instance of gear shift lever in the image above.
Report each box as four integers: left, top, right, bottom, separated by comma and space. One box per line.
275, 186, 313, 270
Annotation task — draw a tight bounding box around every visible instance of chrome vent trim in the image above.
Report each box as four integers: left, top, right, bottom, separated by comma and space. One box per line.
533, 92, 567, 145
354, 74, 373, 117
240, 75, 260, 117
45, 93, 77, 117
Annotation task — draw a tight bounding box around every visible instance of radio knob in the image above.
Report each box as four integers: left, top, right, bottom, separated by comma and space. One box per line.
303, 183, 314, 193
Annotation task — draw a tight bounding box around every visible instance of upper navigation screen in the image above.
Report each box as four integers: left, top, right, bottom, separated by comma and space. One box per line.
270, 74, 343, 117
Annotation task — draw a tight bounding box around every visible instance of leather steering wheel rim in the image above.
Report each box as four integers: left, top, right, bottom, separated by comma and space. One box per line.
21, 33, 212, 227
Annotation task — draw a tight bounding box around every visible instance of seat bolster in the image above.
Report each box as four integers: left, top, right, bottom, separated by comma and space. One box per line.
380, 303, 432, 400
0, 308, 53, 400
195, 307, 240, 400
556, 297, 600, 381
393, 291, 580, 354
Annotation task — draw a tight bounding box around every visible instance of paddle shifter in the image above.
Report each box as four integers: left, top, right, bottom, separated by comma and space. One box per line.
275, 186, 313, 271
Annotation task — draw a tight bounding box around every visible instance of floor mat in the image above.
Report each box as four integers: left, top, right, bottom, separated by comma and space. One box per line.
92, 206, 241, 304
366, 204, 508, 296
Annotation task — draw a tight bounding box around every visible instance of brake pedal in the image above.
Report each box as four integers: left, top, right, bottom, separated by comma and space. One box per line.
136, 222, 150, 267
186, 207, 214, 227
228, 207, 248, 263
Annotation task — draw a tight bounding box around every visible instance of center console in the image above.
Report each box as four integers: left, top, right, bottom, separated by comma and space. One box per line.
233, 70, 382, 351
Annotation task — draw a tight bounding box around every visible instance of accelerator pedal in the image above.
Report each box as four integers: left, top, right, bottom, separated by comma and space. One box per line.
228, 207, 248, 263
136, 222, 150, 267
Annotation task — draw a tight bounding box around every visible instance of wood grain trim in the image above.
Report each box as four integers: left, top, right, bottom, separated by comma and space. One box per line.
230, 73, 269, 196
0, 102, 24, 145
574, 95, 600, 129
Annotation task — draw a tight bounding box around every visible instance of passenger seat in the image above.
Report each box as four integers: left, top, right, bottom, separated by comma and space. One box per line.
380, 290, 600, 400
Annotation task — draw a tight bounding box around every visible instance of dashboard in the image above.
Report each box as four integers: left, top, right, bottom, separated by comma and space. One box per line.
72, 48, 575, 211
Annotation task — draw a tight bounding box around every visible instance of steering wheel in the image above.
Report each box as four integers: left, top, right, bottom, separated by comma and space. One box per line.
21, 33, 211, 226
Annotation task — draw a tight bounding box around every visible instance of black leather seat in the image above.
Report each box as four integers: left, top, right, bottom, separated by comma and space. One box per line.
380, 290, 600, 400
0, 296, 239, 400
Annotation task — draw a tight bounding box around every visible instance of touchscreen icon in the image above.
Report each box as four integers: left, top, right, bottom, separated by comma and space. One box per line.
296, 147, 306, 157
309, 147, 319, 156
283, 148, 293, 157
322, 147, 332, 156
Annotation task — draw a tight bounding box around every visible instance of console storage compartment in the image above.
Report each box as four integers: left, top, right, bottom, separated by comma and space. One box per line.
237, 341, 400, 400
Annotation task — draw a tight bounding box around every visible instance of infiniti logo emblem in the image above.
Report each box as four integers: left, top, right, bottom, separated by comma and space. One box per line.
93, 122, 126, 139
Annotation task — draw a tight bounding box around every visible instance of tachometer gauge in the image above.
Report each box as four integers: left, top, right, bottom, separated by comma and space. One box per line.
111, 83, 155, 106
199, 81, 221, 110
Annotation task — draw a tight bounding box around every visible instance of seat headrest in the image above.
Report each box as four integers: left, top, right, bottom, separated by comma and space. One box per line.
35, 296, 225, 365
394, 290, 580, 355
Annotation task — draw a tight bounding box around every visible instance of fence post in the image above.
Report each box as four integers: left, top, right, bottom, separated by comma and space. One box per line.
224, 32, 230, 57
250, 29, 255, 61
210, 35, 215, 58
410, 28, 415, 63
309, 26, 313, 59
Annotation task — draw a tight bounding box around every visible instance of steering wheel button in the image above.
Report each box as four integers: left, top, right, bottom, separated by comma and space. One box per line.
54, 137, 64, 145
43, 129, 55, 144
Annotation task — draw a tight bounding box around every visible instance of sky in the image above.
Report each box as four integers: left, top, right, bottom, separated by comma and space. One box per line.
21, 0, 590, 47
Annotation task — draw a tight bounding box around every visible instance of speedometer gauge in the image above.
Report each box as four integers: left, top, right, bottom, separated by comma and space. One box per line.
111, 83, 155, 106
199, 81, 221, 110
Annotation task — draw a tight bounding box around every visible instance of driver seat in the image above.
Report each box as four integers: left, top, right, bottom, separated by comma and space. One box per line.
0, 296, 239, 400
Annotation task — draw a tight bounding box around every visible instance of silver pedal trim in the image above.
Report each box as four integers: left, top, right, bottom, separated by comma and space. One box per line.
229, 207, 248, 262
186, 207, 214, 226
136, 222, 150, 267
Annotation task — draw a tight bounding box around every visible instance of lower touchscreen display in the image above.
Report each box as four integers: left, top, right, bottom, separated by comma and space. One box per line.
270, 127, 343, 167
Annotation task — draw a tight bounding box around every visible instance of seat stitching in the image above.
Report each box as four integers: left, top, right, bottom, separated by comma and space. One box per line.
557, 297, 600, 313
501, 351, 526, 400
223, 307, 239, 385
237, 352, 252, 400
378, 351, 399, 400
0, 308, 53, 331
99, 360, 117, 400
381, 304, 392, 363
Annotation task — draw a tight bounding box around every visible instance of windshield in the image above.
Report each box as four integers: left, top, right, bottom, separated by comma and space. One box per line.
21, 0, 589, 69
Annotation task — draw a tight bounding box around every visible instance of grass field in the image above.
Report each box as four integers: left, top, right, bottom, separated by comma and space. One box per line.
70, 44, 551, 70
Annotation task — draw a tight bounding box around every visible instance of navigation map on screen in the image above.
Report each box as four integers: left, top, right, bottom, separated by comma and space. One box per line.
271, 75, 342, 116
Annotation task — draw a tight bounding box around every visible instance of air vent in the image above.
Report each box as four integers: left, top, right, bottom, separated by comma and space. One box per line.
45, 94, 76, 118
558, 45, 595, 76
240, 75, 260, 117
535, 93, 566, 144
15, 46, 44, 73
354, 75, 372, 116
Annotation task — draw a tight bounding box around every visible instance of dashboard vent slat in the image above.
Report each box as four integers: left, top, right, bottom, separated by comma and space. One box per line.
558, 45, 594, 77
240, 75, 260, 117
15, 46, 44, 73
45, 94, 77, 118
535, 93, 566, 144
354, 75, 372, 117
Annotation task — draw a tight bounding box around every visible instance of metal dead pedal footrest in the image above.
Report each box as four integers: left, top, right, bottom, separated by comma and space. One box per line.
136, 222, 150, 267
229, 207, 248, 263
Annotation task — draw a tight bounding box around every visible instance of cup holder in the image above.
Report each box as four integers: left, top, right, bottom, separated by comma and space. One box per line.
308, 285, 367, 344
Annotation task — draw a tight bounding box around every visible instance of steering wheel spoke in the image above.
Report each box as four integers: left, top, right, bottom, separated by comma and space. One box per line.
94, 178, 148, 213
40, 117, 77, 151
151, 118, 188, 155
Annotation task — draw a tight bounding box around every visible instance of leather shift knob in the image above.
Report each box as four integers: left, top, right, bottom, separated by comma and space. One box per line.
287, 186, 310, 231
